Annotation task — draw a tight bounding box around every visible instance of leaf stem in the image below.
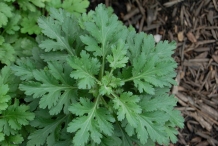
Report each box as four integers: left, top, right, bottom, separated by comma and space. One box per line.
100, 55, 105, 80
99, 42, 106, 80
111, 92, 118, 99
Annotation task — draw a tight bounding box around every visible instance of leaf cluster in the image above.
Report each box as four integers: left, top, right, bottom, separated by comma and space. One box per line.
0, 0, 89, 65
2, 4, 184, 146
0, 66, 35, 145
0, 0, 89, 145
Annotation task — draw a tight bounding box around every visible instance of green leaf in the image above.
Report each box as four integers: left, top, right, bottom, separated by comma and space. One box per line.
27, 110, 66, 146
3, 0, 15, 2
100, 135, 122, 146
136, 115, 169, 145
0, 83, 10, 111
135, 111, 170, 145
21, 11, 41, 35
0, 36, 4, 45
115, 123, 137, 146
68, 97, 115, 146
138, 93, 184, 145
30, 0, 50, 8
68, 51, 100, 89
80, 4, 124, 57
17, 0, 49, 12
38, 8, 80, 55
126, 33, 177, 94
0, 2, 13, 27
4, 13, 21, 34
0, 134, 24, 145
106, 40, 129, 69
0, 43, 15, 65
12, 58, 37, 81
164, 124, 179, 144
38, 16, 62, 40
40, 51, 69, 62
46, 0, 62, 9
167, 110, 184, 128
140, 94, 177, 112
19, 62, 77, 115
13, 37, 37, 57
154, 41, 176, 61
0, 99, 34, 134
113, 92, 142, 127
95, 108, 115, 136
0, 66, 20, 98
133, 80, 155, 94
0, 133, 4, 142
62, 0, 89, 13
99, 72, 124, 95
127, 32, 146, 62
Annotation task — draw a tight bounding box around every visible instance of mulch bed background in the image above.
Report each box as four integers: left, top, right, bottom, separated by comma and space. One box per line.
89, 0, 218, 145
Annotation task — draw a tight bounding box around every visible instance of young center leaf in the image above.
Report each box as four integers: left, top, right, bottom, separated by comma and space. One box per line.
67, 50, 101, 89
106, 40, 129, 69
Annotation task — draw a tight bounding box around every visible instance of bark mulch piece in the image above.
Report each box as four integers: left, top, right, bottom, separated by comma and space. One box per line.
89, 0, 218, 145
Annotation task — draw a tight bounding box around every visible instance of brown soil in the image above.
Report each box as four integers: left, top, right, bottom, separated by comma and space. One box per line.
89, 0, 218, 145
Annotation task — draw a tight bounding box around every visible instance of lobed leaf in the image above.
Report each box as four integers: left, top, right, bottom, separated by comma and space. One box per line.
99, 72, 124, 95
113, 92, 142, 127
0, 83, 10, 111
106, 40, 129, 69
17, 0, 49, 12
21, 11, 41, 35
127, 33, 177, 94
0, 43, 15, 65
38, 16, 73, 54
68, 51, 100, 89
0, 134, 24, 145
0, 99, 34, 135
4, 13, 21, 34
19, 62, 77, 115
62, 0, 89, 14
136, 115, 169, 145
0, 2, 13, 27
68, 97, 115, 146
27, 110, 66, 146
12, 58, 37, 81
81, 4, 124, 57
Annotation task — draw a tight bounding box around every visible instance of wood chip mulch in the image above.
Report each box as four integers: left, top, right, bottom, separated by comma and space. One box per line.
89, 0, 218, 145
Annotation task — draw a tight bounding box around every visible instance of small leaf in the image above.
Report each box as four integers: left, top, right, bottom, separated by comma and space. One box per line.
0, 99, 34, 134
62, 0, 89, 14
0, 43, 15, 65
0, 2, 13, 27
5, 13, 21, 34
68, 51, 100, 89
21, 11, 41, 35
99, 73, 124, 95
12, 58, 36, 81
0, 83, 10, 111
107, 40, 129, 69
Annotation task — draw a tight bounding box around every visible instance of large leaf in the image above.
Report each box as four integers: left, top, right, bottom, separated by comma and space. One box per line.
68, 97, 115, 146
19, 62, 77, 115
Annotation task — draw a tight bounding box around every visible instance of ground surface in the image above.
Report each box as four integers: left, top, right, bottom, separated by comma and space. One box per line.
89, 0, 218, 145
